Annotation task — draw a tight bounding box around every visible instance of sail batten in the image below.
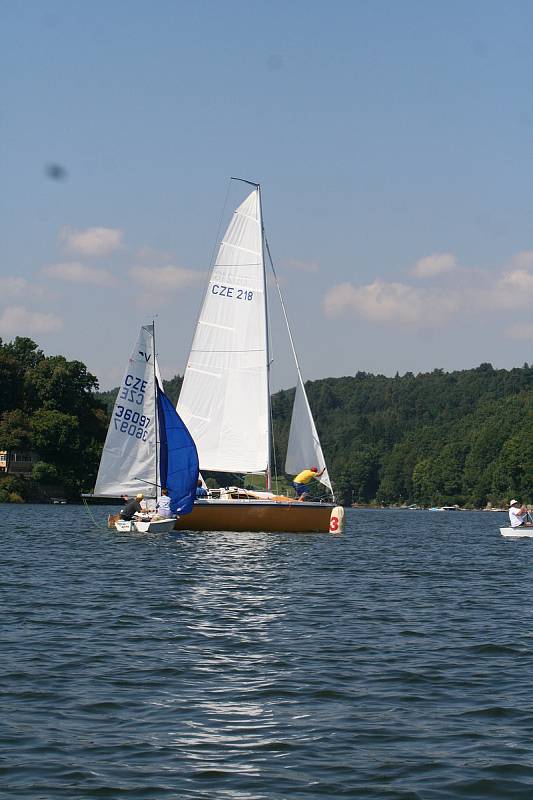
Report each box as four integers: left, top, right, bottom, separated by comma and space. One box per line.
177, 188, 269, 474
177, 183, 332, 497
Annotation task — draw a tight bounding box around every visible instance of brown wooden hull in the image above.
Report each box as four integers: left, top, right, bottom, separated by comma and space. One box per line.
173, 499, 334, 533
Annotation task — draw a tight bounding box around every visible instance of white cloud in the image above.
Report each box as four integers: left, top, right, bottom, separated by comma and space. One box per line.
129, 265, 204, 293
324, 280, 463, 327
43, 261, 117, 287
0, 305, 62, 336
59, 226, 123, 257
324, 248, 533, 329
484, 250, 533, 309
498, 268, 533, 295
506, 250, 533, 271
0, 276, 51, 300
0, 277, 28, 297
411, 252, 457, 279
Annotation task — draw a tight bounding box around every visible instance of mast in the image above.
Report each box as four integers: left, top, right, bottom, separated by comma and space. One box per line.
152, 320, 159, 499
257, 184, 272, 490
229, 177, 272, 490
178, 179, 271, 480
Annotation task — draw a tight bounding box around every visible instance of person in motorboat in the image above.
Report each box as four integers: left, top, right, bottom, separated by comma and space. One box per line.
154, 488, 172, 519
120, 493, 145, 521
292, 466, 325, 502
196, 479, 208, 499
508, 499, 533, 528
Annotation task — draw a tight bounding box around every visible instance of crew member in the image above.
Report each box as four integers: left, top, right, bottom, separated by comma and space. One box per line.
292, 466, 325, 502
196, 479, 208, 499
155, 488, 172, 519
508, 499, 532, 528
120, 493, 144, 520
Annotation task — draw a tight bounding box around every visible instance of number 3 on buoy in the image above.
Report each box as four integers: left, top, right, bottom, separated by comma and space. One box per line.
329, 506, 345, 533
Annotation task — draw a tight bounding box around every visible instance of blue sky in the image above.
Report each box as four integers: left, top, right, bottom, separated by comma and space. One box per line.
2, 0, 533, 390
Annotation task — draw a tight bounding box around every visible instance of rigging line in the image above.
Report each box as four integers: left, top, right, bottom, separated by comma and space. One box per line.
264, 235, 335, 503
152, 321, 159, 497
181, 180, 234, 379
82, 497, 109, 531
210, 179, 233, 269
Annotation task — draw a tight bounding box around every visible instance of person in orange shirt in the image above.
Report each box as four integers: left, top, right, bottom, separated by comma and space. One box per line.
292, 466, 325, 501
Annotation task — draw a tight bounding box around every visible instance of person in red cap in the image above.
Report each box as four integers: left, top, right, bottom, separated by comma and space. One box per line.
292, 466, 325, 501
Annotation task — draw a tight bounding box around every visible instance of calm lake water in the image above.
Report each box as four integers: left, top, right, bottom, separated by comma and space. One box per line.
2, 505, 533, 799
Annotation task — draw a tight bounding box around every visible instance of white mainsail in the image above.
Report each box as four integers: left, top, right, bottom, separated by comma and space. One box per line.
285, 376, 333, 495
94, 324, 158, 498
177, 189, 269, 474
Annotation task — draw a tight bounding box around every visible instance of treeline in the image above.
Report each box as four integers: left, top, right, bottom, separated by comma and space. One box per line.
1, 335, 532, 507
271, 363, 533, 507
103, 361, 533, 508
0, 337, 107, 501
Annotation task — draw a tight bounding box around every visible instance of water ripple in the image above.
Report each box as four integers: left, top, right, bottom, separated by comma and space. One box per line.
2, 505, 533, 798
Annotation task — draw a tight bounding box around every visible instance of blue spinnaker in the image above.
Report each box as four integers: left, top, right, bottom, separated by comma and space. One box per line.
157, 386, 199, 515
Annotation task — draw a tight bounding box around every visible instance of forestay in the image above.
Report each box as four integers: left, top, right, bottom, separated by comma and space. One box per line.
285, 375, 333, 496
94, 325, 158, 498
177, 189, 269, 474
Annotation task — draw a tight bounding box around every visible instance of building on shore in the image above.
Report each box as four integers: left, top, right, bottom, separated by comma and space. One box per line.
0, 450, 37, 476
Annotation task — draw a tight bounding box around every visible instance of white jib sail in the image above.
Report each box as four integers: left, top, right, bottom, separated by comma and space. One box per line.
177, 189, 269, 474
285, 376, 333, 497
94, 324, 158, 497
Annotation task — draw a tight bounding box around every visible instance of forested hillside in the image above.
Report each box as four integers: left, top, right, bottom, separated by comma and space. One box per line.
273, 363, 533, 507
100, 362, 533, 508
1, 334, 532, 507
0, 337, 107, 500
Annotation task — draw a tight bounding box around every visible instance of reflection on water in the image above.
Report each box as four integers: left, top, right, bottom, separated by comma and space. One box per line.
3, 504, 533, 798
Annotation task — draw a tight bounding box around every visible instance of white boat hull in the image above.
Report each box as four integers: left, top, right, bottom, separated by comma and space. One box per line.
500, 526, 533, 538
115, 518, 176, 534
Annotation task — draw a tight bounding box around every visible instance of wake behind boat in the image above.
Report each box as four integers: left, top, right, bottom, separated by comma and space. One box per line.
175, 179, 343, 534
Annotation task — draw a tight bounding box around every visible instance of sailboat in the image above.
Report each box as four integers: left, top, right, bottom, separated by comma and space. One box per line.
92, 323, 199, 533
174, 180, 343, 534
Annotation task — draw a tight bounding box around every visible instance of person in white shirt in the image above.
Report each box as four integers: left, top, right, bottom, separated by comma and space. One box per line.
508, 499, 532, 528
155, 488, 172, 519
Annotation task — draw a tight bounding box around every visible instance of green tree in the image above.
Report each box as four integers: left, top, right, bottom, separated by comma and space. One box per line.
0, 410, 32, 450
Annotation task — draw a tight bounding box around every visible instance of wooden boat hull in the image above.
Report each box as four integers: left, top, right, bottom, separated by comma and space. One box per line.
174, 499, 337, 533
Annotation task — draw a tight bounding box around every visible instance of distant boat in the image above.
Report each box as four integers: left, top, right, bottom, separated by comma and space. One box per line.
500, 508, 533, 537
500, 527, 533, 538
174, 180, 343, 534
90, 323, 199, 534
